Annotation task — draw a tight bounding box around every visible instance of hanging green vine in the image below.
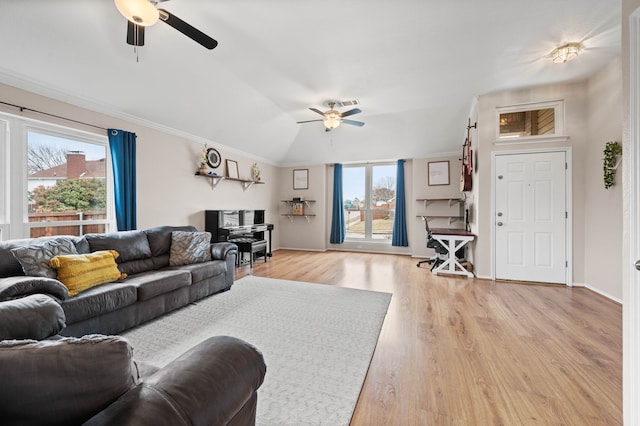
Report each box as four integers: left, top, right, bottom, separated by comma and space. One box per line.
603, 141, 622, 189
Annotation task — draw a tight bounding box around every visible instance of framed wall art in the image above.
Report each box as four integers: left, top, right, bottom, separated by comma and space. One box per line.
226, 159, 239, 179
428, 161, 450, 186
293, 168, 309, 190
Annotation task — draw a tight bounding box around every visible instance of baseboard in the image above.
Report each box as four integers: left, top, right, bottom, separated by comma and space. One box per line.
275, 247, 327, 252
573, 282, 622, 304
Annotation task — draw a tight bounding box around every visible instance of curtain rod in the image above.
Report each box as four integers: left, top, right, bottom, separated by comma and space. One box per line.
0, 100, 109, 132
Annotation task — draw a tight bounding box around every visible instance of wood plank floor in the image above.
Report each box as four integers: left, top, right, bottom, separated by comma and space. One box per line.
237, 250, 622, 425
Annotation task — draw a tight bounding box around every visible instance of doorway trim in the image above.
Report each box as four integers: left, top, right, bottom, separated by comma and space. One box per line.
490, 146, 573, 285
624, 7, 640, 424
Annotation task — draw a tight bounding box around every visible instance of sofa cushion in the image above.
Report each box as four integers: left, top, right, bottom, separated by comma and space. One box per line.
172, 260, 226, 284
169, 231, 212, 266
145, 225, 197, 258
61, 282, 137, 324
123, 269, 192, 301
0, 276, 69, 301
0, 335, 139, 426
85, 230, 152, 262
50, 250, 127, 296
10, 237, 78, 278
0, 294, 66, 340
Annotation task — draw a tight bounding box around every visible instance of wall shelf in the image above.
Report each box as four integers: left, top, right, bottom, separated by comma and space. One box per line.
281, 213, 316, 223
415, 198, 464, 224
196, 173, 264, 191
280, 200, 316, 222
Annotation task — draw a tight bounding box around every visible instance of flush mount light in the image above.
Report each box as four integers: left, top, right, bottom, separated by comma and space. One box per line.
551, 42, 581, 64
114, 0, 159, 26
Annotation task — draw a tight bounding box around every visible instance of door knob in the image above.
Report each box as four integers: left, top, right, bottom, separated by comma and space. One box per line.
497, 222, 503, 226
497, 212, 503, 217
635, 260, 640, 271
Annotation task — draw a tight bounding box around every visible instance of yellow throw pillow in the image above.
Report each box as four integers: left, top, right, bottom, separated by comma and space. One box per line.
49, 250, 127, 297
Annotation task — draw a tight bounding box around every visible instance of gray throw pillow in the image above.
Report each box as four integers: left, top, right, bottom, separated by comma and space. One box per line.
10, 238, 78, 278
0, 335, 140, 426
169, 231, 212, 266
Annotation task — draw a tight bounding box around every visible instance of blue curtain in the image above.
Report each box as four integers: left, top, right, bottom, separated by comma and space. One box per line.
108, 129, 137, 231
392, 159, 409, 247
330, 163, 345, 244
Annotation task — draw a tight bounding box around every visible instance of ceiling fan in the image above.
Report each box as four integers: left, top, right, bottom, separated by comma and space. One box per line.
297, 102, 365, 132
114, 0, 218, 50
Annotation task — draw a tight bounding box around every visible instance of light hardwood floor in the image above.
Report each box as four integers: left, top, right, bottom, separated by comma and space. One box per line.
237, 250, 622, 425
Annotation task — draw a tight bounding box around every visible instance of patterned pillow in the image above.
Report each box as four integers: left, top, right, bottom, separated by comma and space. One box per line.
49, 250, 127, 296
169, 231, 212, 266
10, 238, 78, 279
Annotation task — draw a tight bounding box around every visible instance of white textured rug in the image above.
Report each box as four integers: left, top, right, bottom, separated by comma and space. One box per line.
121, 275, 392, 426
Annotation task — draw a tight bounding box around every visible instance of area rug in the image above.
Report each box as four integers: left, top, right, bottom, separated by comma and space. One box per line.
121, 275, 392, 426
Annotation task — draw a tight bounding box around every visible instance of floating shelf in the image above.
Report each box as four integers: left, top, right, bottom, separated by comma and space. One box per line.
416, 198, 463, 208
281, 214, 316, 223
196, 173, 264, 191
416, 214, 463, 225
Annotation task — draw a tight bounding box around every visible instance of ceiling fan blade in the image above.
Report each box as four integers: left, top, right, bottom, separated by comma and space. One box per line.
309, 108, 325, 116
296, 119, 324, 124
340, 108, 362, 118
342, 119, 365, 127
158, 9, 218, 50
126, 21, 145, 46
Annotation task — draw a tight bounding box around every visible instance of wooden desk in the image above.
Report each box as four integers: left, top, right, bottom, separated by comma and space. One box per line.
429, 228, 475, 277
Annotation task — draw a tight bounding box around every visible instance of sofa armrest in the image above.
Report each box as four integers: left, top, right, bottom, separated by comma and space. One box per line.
84, 335, 266, 426
210, 242, 237, 261
0, 276, 68, 302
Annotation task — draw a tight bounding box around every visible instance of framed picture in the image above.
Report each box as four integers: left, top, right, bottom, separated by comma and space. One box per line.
293, 168, 309, 190
428, 161, 450, 186
226, 159, 239, 179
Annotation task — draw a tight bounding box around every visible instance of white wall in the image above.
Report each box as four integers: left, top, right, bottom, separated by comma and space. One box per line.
584, 58, 623, 301
474, 82, 590, 281
0, 82, 279, 245
411, 155, 465, 260
276, 165, 327, 251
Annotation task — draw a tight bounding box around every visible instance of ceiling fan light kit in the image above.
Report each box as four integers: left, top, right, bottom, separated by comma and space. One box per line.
114, 0, 218, 50
297, 101, 365, 131
114, 0, 159, 26
551, 42, 581, 63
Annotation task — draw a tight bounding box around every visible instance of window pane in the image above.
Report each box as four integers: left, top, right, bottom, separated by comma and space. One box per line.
27, 131, 107, 237
371, 165, 396, 240
343, 166, 365, 239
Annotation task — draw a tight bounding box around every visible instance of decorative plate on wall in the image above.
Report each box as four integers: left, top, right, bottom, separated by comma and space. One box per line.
206, 148, 221, 168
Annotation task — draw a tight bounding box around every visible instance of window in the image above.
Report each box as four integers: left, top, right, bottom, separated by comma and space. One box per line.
343, 163, 396, 241
0, 112, 114, 240
496, 100, 567, 143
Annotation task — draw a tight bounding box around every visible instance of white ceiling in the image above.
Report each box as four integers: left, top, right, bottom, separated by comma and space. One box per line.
0, 0, 621, 166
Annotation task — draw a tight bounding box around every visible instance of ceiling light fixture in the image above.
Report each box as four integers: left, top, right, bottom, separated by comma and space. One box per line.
114, 0, 159, 26
551, 42, 581, 64
323, 110, 341, 129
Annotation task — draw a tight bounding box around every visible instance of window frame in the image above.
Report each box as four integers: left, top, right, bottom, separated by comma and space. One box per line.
343, 161, 396, 243
1, 111, 115, 240
495, 100, 568, 144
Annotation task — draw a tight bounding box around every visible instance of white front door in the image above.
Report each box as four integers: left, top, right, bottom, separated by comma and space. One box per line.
495, 151, 567, 284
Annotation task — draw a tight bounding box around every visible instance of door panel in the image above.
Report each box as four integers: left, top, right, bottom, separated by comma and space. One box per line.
495, 151, 566, 284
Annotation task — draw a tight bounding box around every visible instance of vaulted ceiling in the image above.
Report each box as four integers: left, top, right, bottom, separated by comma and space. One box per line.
0, 0, 621, 166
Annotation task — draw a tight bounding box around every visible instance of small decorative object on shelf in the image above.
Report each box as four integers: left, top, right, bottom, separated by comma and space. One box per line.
292, 202, 305, 215
197, 143, 209, 174
603, 141, 622, 189
252, 163, 261, 181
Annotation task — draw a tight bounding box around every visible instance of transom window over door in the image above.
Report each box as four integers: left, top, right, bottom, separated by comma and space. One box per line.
343, 163, 396, 242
